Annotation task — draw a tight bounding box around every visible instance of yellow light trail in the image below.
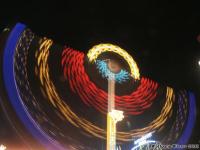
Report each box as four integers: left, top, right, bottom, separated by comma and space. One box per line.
35, 38, 175, 142
87, 43, 140, 80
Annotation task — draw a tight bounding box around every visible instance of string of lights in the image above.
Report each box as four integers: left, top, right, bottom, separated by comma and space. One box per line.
62, 47, 159, 115
162, 91, 188, 144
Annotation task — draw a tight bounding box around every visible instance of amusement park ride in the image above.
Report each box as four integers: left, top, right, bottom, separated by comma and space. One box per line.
0, 23, 197, 150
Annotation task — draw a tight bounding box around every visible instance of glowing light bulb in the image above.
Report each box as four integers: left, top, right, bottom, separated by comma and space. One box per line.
198, 60, 200, 66
109, 109, 124, 123
0, 145, 6, 150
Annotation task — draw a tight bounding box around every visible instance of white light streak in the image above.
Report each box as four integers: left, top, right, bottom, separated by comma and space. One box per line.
0, 145, 6, 150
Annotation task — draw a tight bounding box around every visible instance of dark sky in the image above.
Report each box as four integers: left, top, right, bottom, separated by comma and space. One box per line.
0, 0, 200, 147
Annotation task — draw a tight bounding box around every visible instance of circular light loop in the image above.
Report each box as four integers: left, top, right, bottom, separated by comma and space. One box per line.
87, 44, 140, 80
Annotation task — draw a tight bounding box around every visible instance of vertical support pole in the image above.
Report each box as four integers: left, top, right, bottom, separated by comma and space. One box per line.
107, 75, 116, 150
107, 113, 116, 150
108, 78, 115, 112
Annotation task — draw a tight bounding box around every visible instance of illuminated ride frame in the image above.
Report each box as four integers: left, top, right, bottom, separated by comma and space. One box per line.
0, 23, 197, 150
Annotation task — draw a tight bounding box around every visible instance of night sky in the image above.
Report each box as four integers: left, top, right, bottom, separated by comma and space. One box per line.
0, 0, 200, 148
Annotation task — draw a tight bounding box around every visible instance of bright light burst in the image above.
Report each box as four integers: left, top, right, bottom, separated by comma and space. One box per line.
0, 145, 6, 150
109, 109, 124, 123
